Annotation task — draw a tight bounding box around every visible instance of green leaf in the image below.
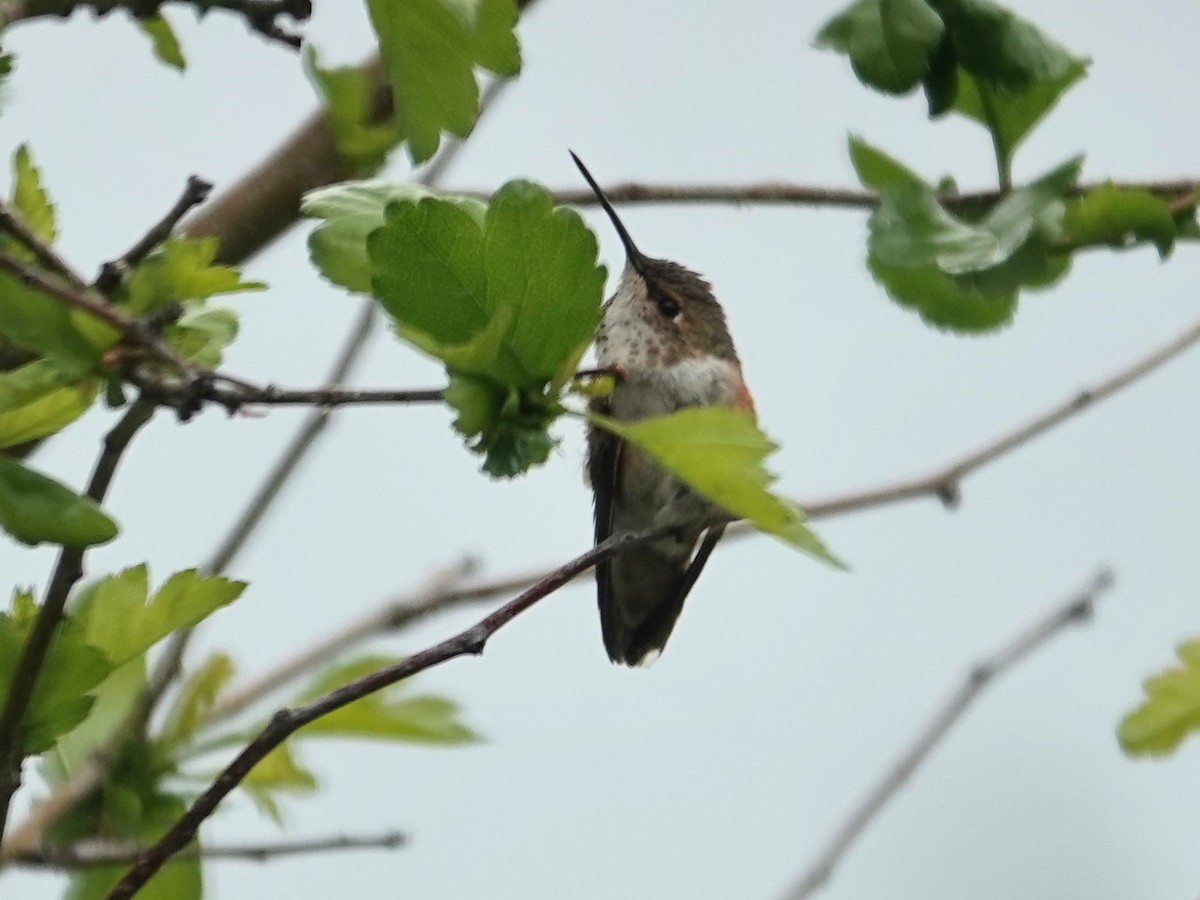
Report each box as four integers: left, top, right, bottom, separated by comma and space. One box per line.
0, 277, 107, 370
930, 0, 1089, 152
67, 859, 199, 900
9, 587, 36, 628
974, 156, 1080, 256
118, 236, 264, 316
365, 0, 520, 163
0, 359, 99, 448
921, 31, 958, 114
821, 0, 1089, 153
0, 147, 106, 369
1062, 184, 1178, 258
63, 788, 201, 900
816, 0, 945, 94
159, 652, 235, 750
0, 609, 113, 754
136, 13, 186, 71
848, 135, 929, 191
1119, 640, 1200, 756
296, 655, 480, 744
302, 181, 486, 294
865, 154, 1079, 330
241, 742, 317, 824
589, 407, 842, 566
932, 0, 1083, 92
950, 224, 1071, 296
165, 306, 239, 367
74, 566, 245, 669
870, 155, 1080, 274
870, 182, 999, 271
950, 61, 1087, 154
369, 181, 601, 386
12, 144, 55, 243
47, 656, 145, 780
482, 181, 605, 388
441, 372, 557, 477
368, 180, 604, 475
304, 46, 402, 177
0, 456, 118, 547
868, 256, 1017, 331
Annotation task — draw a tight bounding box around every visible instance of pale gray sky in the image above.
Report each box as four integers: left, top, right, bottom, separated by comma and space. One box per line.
5, 2, 1200, 898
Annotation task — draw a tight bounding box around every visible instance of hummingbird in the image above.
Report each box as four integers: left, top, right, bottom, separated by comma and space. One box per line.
572, 152, 756, 666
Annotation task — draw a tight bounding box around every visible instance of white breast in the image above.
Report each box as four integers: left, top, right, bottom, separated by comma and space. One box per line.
609, 355, 740, 420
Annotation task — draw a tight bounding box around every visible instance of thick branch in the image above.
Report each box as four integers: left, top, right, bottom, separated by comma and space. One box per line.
0, 397, 156, 837
179, 56, 387, 265
103, 525, 673, 899
781, 569, 1114, 900
13, 830, 404, 867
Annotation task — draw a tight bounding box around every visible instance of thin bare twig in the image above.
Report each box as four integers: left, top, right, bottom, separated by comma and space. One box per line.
213, 384, 445, 408
0, 199, 87, 290
0, 397, 156, 838
0, 249, 191, 377
138, 378, 446, 415
104, 525, 674, 899
12, 830, 404, 868
781, 568, 1115, 900
793, 316, 1200, 520
94, 175, 214, 294
460, 177, 1199, 213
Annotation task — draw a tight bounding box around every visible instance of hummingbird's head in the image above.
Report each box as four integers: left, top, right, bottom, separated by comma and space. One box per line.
570, 152, 738, 367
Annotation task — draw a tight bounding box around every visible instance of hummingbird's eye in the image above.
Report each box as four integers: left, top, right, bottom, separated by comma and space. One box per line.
655, 296, 681, 320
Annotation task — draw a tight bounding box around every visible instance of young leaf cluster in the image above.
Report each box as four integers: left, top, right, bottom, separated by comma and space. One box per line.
817, 0, 1088, 163
6, 564, 476, 898
0, 145, 260, 548
306, 179, 605, 476
820, 1, 1198, 333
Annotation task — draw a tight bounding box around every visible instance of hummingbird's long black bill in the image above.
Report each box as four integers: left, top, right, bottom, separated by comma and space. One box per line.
569, 150, 647, 273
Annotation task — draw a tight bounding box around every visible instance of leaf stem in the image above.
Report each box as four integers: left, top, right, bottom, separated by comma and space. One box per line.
977, 85, 1013, 192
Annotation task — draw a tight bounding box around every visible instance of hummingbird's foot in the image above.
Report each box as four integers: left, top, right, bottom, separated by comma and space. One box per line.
574, 364, 629, 382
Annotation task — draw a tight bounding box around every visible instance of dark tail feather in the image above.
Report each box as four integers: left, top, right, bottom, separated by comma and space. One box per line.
600, 526, 725, 665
